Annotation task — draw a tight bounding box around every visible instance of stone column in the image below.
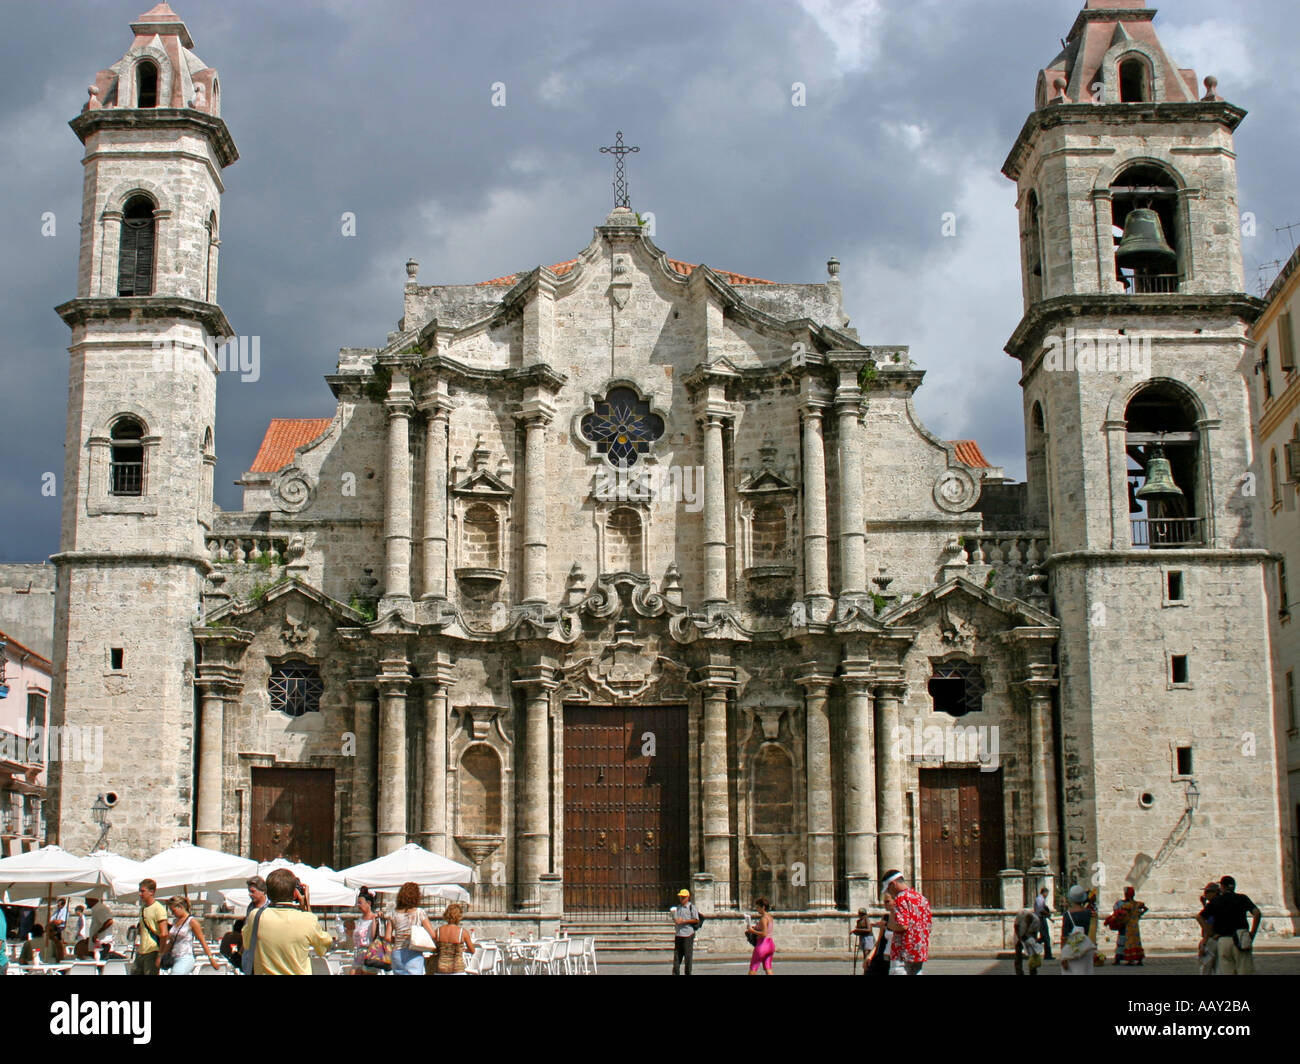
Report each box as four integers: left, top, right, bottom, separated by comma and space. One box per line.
518, 403, 554, 606
98, 209, 123, 296
873, 680, 908, 876
1104, 418, 1130, 549
513, 666, 557, 896
841, 664, 877, 887
1025, 678, 1058, 870
193, 629, 250, 852
800, 399, 833, 619
701, 412, 729, 605
347, 678, 379, 862
1090, 187, 1118, 294
420, 661, 455, 856
383, 378, 414, 602
420, 397, 452, 600
832, 364, 867, 600
796, 666, 836, 908
376, 658, 411, 855
694, 667, 736, 905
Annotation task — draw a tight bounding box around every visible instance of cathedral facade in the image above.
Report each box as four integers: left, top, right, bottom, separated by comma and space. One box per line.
46, 2, 1295, 944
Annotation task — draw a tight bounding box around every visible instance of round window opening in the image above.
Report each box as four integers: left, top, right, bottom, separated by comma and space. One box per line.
1138, 792, 1155, 809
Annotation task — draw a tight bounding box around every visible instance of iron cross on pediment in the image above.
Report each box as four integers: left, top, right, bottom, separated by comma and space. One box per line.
600, 131, 639, 208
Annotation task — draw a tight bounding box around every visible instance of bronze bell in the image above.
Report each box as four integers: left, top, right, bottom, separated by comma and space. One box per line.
1136, 448, 1184, 502
1116, 208, 1177, 273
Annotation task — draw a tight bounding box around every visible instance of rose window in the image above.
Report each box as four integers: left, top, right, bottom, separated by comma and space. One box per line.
579, 386, 665, 468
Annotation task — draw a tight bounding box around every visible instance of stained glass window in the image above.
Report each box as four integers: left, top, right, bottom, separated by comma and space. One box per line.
269, 661, 323, 717
579, 386, 665, 468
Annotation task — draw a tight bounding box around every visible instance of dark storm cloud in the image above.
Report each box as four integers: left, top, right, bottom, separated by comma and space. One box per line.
2, 0, 1297, 561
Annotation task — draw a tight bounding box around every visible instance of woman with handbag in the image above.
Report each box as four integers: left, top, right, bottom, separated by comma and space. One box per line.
352, 888, 385, 974
388, 882, 438, 976
163, 897, 221, 975
746, 897, 775, 975
429, 903, 476, 974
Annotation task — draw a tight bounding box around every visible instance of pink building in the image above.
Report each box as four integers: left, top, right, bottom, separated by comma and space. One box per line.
0, 630, 51, 855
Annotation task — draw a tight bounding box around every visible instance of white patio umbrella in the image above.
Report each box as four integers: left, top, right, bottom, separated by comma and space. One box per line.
221, 860, 356, 909
116, 841, 257, 901
0, 845, 102, 914
85, 851, 146, 899
336, 844, 472, 890
371, 882, 470, 904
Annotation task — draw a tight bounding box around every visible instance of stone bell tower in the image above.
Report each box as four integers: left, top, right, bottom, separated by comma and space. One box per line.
48, 3, 237, 857
1003, 0, 1290, 918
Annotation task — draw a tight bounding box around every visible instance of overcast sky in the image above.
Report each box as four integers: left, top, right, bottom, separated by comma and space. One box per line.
2, 0, 1297, 563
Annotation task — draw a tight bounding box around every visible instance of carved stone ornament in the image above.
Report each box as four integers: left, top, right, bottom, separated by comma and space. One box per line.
933, 467, 978, 513
272, 466, 315, 513
609, 252, 633, 310
283, 602, 318, 647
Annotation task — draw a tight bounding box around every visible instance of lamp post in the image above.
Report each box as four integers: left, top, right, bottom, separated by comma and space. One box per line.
1185, 779, 1200, 815
91, 794, 112, 851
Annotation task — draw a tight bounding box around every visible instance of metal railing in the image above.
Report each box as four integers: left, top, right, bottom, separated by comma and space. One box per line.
562, 882, 691, 916
109, 460, 143, 495
1125, 273, 1182, 294
460, 882, 541, 914
1130, 516, 1205, 548
918, 877, 1004, 910
739, 879, 842, 912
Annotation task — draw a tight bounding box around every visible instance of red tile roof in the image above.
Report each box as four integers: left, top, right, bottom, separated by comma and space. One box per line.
249, 418, 332, 474
476, 258, 775, 287
949, 440, 993, 468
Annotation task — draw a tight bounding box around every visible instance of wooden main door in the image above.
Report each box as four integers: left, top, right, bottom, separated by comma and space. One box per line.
919, 768, 1005, 908
563, 705, 689, 914
251, 767, 335, 868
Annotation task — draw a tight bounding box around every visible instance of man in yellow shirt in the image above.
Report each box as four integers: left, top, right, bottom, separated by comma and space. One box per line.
242, 867, 333, 975
133, 879, 170, 975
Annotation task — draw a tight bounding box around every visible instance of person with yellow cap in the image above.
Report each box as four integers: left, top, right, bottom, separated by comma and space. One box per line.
671, 888, 702, 975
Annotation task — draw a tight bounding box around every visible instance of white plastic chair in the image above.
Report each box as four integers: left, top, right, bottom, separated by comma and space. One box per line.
482, 944, 504, 975
63, 961, 106, 976
527, 939, 556, 974
101, 959, 129, 976
552, 937, 571, 974
191, 959, 227, 975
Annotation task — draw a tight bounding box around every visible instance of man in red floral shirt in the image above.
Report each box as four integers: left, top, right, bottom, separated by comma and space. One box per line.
882, 869, 931, 975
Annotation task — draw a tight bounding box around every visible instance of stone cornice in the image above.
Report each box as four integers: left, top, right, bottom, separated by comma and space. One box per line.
56, 295, 234, 338
1005, 293, 1265, 364
1002, 101, 1247, 182
70, 108, 239, 169
1045, 548, 1273, 568
51, 550, 212, 574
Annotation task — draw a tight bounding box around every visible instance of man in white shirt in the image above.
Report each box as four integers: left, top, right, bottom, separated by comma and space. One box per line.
670, 888, 701, 975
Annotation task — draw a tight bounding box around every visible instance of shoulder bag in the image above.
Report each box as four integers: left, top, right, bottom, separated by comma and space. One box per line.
363, 916, 392, 970
408, 910, 436, 952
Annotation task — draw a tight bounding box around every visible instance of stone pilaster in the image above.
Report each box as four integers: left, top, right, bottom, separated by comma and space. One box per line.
694, 665, 737, 906
795, 664, 836, 908
382, 373, 414, 603
192, 628, 251, 852
800, 394, 833, 620
872, 677, 908, 876
513, 665, 557, 897
841, 661, 877, 885
419, 392, 453, 601
347, 674, 379, 863
420, 658, 455, 856
518, 401, 555, 607
376, 657, 411, 855
1022, 672, 1059, 870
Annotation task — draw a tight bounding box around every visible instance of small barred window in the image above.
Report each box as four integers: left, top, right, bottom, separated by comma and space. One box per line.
269, 661, 323, 717
928, 660, 986, 717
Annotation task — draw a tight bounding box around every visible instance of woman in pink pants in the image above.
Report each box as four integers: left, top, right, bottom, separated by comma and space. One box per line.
747, 898, 775, 974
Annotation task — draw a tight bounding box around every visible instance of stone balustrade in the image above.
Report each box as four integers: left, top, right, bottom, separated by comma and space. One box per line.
205, 535, 289, 564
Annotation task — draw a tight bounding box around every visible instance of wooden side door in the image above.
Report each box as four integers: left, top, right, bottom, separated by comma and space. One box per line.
919, 767, 1004, 908
251, 767, 335, 868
